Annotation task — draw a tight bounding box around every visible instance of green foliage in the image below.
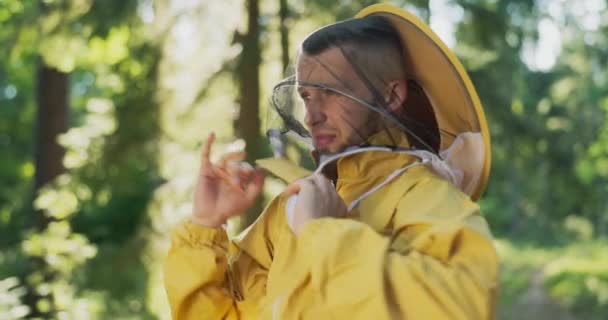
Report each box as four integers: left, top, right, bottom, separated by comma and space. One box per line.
1, 0, 608, 318
1, 0, 161, 317
0, 277, 29, 319
0, 0, 38, 246
452, 0, 608, 241
498, 239, 608, 320
543, 242, 608, 319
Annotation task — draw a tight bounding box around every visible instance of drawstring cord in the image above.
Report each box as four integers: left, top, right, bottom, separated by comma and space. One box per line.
347, 158, 428, 212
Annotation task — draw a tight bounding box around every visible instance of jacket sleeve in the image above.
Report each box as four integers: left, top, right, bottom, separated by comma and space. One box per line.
164, 198, 285, 320
274, 177, 499, 320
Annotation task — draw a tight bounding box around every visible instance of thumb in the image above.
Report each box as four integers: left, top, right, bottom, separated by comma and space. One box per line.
284, 182, 301, 196
244, 169, 265, 204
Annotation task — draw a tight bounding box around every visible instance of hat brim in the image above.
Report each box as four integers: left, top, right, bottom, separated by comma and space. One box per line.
356, 4, 491, 201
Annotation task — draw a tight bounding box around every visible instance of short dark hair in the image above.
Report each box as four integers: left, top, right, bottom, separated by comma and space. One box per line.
301, 15, 403, 57
300, 15, 406, 107
301, 16, 406, 86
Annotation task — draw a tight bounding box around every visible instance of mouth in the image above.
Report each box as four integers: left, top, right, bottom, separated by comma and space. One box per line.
313, 134, 336, 148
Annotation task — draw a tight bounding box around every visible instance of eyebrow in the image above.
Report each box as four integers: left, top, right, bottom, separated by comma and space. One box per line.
312, 56, 355, 91
296, 79, 353, 97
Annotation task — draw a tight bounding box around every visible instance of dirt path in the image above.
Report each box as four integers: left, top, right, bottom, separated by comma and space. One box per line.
504, 270, 577, 320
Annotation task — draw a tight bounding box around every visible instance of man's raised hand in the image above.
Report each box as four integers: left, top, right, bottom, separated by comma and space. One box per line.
191, 133, 265, 227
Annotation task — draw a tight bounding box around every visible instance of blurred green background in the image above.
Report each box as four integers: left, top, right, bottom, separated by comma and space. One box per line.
1, 0, 607, 319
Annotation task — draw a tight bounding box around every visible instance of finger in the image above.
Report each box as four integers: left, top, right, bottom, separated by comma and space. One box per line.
238, 168, 255, 185
284, 182, 301, 196
217, 162, 254, 186
234, 166, 255, 190
218, 152, 247, 168
285, 175, 316, 195
239, 161, 254, 170
244, 169, 265, 204
225, 160, 252, 178
212, 166, 243, 189
201, 132, 215, 170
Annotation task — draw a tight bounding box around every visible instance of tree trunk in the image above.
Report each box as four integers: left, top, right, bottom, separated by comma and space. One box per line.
34, 65, 68, 195
279, 0, 290, 74
25, 62, 69, 318
236, 0, 263, 228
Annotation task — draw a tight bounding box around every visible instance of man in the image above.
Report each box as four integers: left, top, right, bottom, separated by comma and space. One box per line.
165, 3, 498, 319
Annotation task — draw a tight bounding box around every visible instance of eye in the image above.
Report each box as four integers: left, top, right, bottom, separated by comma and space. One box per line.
322, 88, 344, 100
323, 88, 336, 95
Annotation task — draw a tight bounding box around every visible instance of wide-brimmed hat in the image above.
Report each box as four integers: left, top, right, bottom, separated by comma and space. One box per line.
260, 3, 491, 201
354, 3, 491, 200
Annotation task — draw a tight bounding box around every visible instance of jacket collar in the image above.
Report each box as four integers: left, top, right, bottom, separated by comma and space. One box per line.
256, 128, 420, 184
334, 128, 417, 180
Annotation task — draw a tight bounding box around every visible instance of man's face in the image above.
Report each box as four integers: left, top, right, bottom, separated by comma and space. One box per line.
296, 48, 379, 154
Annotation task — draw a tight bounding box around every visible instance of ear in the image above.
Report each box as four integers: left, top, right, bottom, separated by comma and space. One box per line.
385, 80, 408, 115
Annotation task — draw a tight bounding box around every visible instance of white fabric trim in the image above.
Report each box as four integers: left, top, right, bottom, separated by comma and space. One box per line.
272, 296, 283, 320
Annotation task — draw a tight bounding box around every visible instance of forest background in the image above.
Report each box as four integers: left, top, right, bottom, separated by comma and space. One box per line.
1, 0, 608, 319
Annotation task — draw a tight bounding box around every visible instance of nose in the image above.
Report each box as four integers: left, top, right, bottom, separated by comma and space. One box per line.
303, 92, 326, 128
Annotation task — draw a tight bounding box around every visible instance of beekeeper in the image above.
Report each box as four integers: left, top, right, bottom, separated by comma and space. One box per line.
165, 3, 498, 319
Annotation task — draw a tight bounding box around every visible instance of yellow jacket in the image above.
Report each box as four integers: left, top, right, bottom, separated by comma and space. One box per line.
164, 141, 498, 319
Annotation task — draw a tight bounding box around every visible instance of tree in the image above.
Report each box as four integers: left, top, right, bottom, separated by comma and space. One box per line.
236, 0, 267, 227
279, 0, 291, 73
24, 63, 70, 318
0, 0, 162, 317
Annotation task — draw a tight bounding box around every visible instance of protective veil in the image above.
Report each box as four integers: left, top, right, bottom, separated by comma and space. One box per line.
266, 6, 491, 200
